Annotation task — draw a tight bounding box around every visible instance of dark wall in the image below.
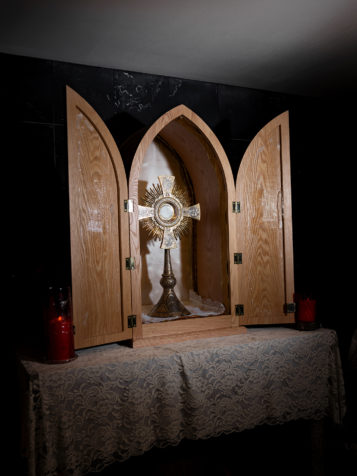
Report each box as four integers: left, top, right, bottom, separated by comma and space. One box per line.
1, 52, 354, 358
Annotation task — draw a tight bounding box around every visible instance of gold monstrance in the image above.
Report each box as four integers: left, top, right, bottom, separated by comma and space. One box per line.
138, 175, 200, 318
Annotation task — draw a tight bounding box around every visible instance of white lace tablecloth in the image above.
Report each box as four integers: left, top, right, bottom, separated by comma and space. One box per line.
20, 327, 346, 476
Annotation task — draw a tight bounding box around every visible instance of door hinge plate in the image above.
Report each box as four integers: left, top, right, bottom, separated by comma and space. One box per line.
128, 315, 137, 328
125, 257, 135, 270
284, 302, 296, 314
235, 304, 244, 316
234, 252, 242, 264
124, 199, 133, 213
232, 201, 241, 213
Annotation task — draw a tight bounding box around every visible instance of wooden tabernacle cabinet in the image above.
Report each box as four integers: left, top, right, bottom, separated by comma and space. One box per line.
66, 86, 295, 349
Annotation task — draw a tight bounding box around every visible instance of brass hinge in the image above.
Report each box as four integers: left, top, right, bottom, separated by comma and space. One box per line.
125, 257, 135, 270
124, 199, 133, 212
234, 252, 242, 264
235, 304, 244, 316
232, 201, 241, 213
128, 315, 137, 328
284, 302, 296, 314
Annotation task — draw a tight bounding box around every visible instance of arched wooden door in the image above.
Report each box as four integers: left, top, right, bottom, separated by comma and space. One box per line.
66, 86, 132, 348
236, 111, 295, 325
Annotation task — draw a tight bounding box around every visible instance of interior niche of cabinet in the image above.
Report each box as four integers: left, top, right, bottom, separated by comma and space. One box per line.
138, 137, 197, 314
129, 111, 236, 345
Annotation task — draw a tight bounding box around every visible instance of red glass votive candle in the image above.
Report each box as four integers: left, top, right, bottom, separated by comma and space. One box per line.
297, 297, 317, 322
47, 314, 75, 363
45, 285, 76, 363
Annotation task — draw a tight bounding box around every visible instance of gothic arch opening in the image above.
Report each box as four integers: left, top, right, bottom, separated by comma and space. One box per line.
129, 105, 236, 329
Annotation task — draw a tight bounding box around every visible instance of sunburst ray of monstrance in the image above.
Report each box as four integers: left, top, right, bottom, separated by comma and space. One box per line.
138, 175, 200, 318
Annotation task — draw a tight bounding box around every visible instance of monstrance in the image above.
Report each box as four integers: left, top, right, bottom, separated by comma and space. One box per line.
138, 175, 200, 318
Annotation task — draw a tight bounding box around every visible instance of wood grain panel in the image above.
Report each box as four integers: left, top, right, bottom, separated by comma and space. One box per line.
134, 325, 246, 348
142, 315, 240, 339
67, 87, 132, 348
236, 112, 294, 325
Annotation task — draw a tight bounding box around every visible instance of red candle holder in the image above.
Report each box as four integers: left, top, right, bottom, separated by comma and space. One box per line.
295, 293, 318, 331
44, 286, 76, 363
297, 298, 316, 322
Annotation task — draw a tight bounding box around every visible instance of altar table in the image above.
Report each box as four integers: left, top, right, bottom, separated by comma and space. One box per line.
19, 327, 346, 476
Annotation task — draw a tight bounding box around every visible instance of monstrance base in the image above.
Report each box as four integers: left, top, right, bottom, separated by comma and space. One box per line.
148, 291, 191, 318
